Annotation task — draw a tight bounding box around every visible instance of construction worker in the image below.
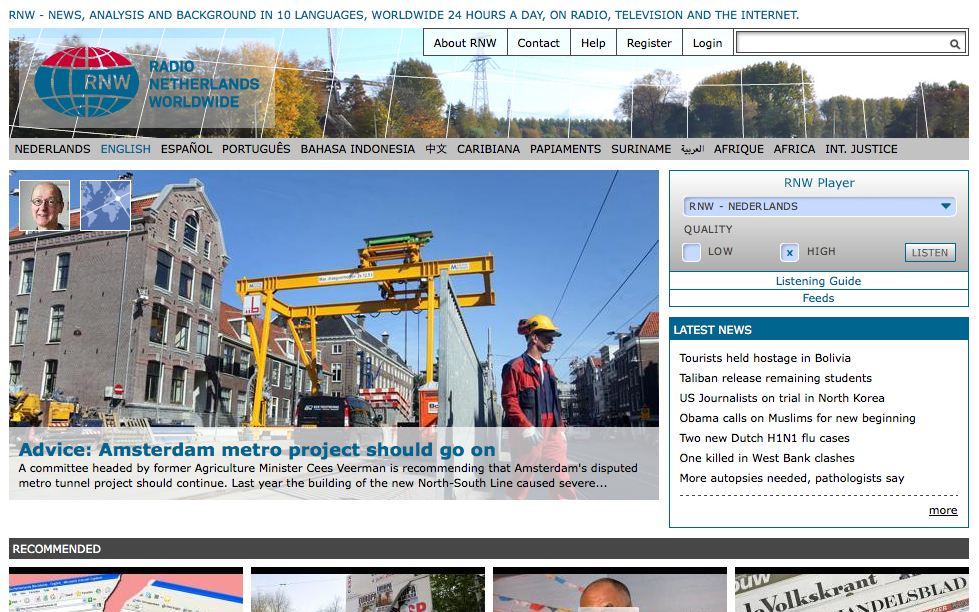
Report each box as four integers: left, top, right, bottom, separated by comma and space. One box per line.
501, 314, 576, 499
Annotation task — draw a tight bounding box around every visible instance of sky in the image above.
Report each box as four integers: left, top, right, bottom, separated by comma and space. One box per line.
10, 27, 968, 123
251, 574, 347, 612
8, 170, 659, 379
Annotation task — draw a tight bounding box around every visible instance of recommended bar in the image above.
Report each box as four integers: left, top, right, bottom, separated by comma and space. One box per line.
9, 538, 969, 558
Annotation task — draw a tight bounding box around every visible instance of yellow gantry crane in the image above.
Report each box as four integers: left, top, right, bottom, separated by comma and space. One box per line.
235, 231, 494, 427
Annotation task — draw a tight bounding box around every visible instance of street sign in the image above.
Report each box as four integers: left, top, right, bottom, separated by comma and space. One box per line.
242, 294, 262, 316
113, 383, 124, 398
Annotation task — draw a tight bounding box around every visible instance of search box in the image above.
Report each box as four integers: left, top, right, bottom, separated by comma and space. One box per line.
735, 29, 968, 55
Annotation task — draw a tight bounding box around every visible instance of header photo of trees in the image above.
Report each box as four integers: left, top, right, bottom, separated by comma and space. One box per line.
9, 28, 969, 138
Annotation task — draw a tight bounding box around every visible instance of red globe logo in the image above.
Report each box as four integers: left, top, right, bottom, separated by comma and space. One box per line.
34, 47, 140, 117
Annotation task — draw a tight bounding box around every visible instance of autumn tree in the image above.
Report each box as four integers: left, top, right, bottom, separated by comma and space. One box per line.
885, 81, 968, 137
341, 75, 378, 137
617, 69, 684, 137
379, 58, 447, 137
276, 51, 320, 137
688, 69, 746, 137
689, 62, 816, 137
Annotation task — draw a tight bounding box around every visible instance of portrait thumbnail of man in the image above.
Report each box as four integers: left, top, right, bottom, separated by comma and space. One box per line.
20, 180, 70, 232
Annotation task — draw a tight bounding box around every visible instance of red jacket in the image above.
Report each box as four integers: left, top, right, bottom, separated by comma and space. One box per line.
501, 352, 563, 428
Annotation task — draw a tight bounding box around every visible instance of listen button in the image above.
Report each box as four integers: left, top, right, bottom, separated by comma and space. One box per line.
906, 243, 955, 262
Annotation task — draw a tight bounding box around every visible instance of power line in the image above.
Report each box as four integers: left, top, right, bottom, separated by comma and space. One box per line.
575, 294, 660, 362
548, 293, 659, 371
252, 577, 344, 589
555, 239, 659, 362
551, 170, 619, 318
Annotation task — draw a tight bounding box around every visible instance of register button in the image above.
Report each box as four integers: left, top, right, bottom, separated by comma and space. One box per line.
906, 243, 955, 262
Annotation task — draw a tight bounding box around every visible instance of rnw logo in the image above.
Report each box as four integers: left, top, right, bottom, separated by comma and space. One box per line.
34, 46, 139, 117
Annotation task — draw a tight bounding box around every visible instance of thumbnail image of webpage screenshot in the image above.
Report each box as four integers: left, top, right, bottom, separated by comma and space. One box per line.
8, 170, 658, 501
10, 575, 120, 612
5, 19, 969, 149
9, 574, 243, 612
735, 571, 969, 612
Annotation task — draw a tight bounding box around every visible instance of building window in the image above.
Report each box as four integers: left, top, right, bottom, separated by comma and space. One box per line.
174, 313, 190, 350
331, 391, 341, 397
331, 362, 342, 383
168, 216, 177, 239
196, 321, 211, 355
285, 365, 293, 390
283, 398, 291, 420
240, 321, 250, 342
332, 343, 343, 355
178, 262, 194, 300
269, 396, 280, 421
144, 361, 161, 402
150, 304, 168, 345
19, 259, 34, 294
183, 215, 199, 250
155, 250, 173, 290
171, 367, 186, 405
271, 361, 281, 386
283, 339, 294, 359
48, 305, 64, 343
12, 308, 28, 345
10, 361, 22, 385
200, 273, 213, 308
42, 360, 58, 395
236, 393, 246, 419
203, 239, 211, 259
54, 253, 70, 290
222, 344, 235, 374
240, 351, 251, 378
220, 388, 232, 413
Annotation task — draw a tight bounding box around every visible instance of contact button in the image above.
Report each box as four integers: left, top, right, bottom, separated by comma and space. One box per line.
906, 243, 955, 262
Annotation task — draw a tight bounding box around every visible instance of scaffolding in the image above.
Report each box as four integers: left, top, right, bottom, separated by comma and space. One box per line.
235, 231, 494, 427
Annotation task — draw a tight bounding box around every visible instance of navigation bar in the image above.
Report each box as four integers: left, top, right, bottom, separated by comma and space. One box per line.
9, 139, 967, 161
425, 28, 969, 56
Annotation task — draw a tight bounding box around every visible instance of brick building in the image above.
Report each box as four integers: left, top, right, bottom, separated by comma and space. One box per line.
313, 314, 414, 422
9, 178, 228, 424
606, 312, 660, 426
571, 312, 660, 427
570, 356, 602, 424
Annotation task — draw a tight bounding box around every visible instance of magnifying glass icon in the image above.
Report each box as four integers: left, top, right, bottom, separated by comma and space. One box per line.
950, 39, 961, 50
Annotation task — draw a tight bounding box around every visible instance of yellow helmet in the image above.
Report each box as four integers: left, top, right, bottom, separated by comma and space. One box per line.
517, 314, 562, 337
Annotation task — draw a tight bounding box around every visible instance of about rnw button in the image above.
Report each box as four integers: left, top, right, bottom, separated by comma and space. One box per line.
906, 243, 955, 262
